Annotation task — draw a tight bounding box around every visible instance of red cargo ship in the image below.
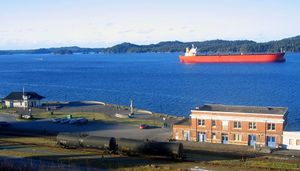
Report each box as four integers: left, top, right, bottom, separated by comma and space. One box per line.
179, 45, 286, 63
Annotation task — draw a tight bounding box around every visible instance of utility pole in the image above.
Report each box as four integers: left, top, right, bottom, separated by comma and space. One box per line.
130, 99, 134, 116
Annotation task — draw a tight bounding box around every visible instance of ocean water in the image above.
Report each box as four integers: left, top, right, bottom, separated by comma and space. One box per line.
0, 53, 299, 130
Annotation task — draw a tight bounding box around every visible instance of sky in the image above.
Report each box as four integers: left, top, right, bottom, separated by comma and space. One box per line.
0, 0, 300, 49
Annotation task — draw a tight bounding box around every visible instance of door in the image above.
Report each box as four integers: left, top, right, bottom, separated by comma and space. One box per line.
197, 132, 206, 142
248, 134, 257, 146
222, 134, 228, 144
267, 136, 276, 148
184, 131, 190, 141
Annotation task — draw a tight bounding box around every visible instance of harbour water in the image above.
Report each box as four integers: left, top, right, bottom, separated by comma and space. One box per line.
0, 53, 299, 130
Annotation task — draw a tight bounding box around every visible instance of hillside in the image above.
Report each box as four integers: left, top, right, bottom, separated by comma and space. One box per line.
0, 36, 300, 55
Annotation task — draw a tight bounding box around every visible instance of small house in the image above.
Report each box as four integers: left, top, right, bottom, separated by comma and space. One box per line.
283, 131, 300, 150
3, 92, 45, 108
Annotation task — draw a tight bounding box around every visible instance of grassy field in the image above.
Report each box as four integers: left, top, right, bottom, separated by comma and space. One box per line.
33, 111, 164, 127
207, 158, 300, 170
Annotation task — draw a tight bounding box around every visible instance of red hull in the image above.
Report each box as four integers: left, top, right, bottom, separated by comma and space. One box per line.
179, 53, 285, 63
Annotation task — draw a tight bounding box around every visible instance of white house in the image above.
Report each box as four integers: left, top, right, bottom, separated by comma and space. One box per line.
283, 131, 300, 150
2, 92, 45, 108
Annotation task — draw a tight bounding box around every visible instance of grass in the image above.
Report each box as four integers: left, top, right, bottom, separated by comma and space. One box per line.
0, 107, 17, 114
0, 136, 57, 147
0, 135, 300, 171
33, 111, 163, 127
208, 158, 300, 170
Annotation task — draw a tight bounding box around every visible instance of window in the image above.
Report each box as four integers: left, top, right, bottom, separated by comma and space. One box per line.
198, 119, 205, 126
234, 134, 242, 141
267, 123, 276, 130
249, 122, 256, 129
296, 139, 300, 145
212, 120, 216, 127
289, 139, 294, 145
234, 121, 241, 129
212, 132, 216, 140
222, 121, 228, 130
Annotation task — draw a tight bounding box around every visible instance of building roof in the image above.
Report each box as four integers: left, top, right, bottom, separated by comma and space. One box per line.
174, 118, 191, 126
194, 104, 288, 115
3, 92, 45, 100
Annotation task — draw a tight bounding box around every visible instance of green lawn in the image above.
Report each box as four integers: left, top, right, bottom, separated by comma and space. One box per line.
34, 111, 163, 127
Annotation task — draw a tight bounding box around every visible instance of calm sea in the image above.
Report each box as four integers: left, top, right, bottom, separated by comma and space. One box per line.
0, 53, 299, 130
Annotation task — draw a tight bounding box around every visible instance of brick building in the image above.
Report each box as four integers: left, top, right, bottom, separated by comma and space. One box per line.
173, 104, 288, 148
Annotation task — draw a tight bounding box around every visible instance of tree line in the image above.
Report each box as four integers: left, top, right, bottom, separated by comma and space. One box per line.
1, 35, 300, 55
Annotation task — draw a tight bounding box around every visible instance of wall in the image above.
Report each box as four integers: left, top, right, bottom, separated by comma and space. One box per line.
173, 110, 285, 148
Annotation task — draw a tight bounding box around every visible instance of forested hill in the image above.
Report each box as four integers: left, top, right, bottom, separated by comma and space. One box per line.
104, 35, 300, 53
1, 35, 300, 55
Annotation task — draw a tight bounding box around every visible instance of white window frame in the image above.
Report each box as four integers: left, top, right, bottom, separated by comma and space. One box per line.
267, 123, 276, 130
249, 122, 256, 130
198, 119, 205, 126
222, 121, 228, 130
234, 121, 241, 129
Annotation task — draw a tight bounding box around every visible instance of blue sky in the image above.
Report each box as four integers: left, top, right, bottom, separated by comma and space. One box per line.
0, 0, 299, 49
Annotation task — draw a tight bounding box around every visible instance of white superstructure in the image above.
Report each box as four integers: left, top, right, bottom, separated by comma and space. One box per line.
185, 44, 197, 56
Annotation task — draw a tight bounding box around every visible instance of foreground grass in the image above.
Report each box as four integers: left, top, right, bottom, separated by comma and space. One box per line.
0, 135, 300, 170
208, 158, 300, 170
0, 136, 56, 147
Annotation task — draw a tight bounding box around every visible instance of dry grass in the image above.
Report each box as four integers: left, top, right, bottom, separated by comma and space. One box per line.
0, 136, 56, 147
208, 158, 300, 170
1, 135, 300, 171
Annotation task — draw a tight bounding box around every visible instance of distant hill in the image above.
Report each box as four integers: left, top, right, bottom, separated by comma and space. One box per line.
1, 35, 300, 55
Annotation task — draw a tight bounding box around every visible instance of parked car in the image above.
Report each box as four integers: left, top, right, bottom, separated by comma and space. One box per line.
21, 114, 32, 120
139, 124, 149, 129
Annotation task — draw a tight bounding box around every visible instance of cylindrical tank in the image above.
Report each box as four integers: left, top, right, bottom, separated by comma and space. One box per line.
81, 136, 117, 152
56, 132, 85, 148
117, 138, 145, 155
144, 141, 183, 159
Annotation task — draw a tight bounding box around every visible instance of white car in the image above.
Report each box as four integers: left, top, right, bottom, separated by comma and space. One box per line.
22, 115, 32, 119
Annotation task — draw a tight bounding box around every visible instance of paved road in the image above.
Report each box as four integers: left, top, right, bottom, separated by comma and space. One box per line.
0, 113, 17, 122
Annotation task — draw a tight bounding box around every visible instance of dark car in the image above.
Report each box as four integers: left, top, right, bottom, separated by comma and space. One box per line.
139, 124, 149, 129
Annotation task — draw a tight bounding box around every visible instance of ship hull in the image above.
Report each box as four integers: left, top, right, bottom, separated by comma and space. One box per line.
179, 53, 285, 63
